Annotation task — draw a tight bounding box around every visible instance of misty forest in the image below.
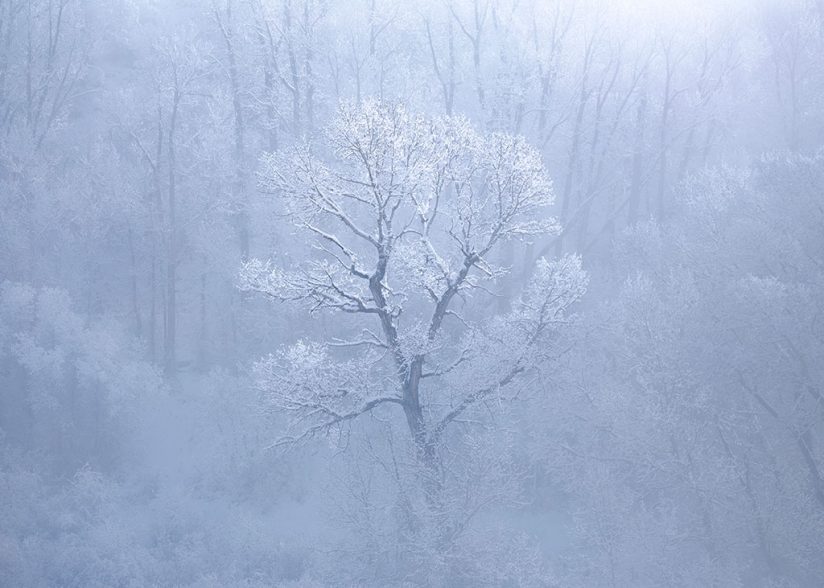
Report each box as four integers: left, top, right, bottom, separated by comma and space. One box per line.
2, 0, 824, 585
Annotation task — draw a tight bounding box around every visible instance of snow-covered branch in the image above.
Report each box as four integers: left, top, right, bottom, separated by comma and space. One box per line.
244, 100, 585, 456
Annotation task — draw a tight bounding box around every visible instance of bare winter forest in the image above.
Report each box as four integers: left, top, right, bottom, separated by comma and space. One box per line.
2, 0, 824, 585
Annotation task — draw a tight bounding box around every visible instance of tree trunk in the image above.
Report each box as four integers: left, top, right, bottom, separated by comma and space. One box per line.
164, 89, 179, 377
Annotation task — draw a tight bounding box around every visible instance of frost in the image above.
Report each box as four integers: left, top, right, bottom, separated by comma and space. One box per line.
242, 101, 585, 454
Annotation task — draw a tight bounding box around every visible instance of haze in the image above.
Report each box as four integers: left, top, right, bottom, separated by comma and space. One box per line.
1, 0, 823, 586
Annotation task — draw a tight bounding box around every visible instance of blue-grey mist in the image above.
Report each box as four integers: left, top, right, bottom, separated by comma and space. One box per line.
1, 0, 823, 585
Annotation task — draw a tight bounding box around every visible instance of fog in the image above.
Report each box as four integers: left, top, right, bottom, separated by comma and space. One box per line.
1, 0, 824, 585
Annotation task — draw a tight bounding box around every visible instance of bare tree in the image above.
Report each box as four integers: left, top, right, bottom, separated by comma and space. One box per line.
240, 100, 587, 508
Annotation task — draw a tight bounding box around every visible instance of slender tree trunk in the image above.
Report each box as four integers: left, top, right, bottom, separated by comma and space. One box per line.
555, 57, 590, 256
216, 0, 250, 259
627, 77, 648, 226
149, 240, 157, 362
284, 0, 301, 135
657, 72, 672, 222
198, 272, 207, 370
127, 225, 142, 338
303, 0, 315, 133
164, 88, 180, 377
254, 0, 280, 151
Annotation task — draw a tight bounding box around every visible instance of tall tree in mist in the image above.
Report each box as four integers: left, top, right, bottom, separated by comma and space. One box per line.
240, 99, 586, 551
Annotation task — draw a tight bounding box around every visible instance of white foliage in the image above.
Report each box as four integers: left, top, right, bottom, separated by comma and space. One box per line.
243, 100, 585, 450
253, 341, 397, 442
516, 255, 589, 332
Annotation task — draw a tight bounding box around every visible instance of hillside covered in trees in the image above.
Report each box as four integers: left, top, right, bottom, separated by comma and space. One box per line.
2, 0, 824, 585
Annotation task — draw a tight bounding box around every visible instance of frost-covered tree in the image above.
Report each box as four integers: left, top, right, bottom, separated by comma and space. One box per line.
240, 100, 586, 497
